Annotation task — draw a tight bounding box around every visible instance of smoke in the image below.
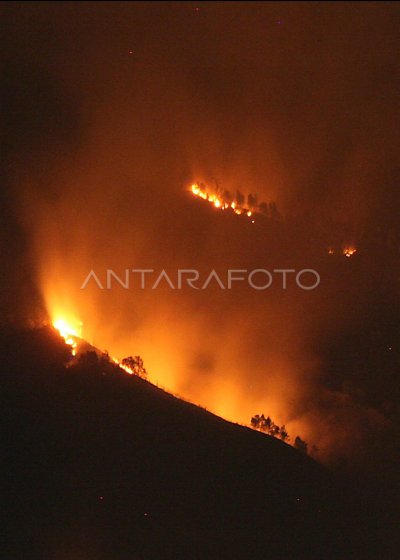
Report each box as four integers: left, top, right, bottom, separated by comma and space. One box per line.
2, 2, 399, 467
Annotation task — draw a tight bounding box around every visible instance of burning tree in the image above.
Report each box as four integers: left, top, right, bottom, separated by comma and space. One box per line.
190, 181, 281, 222
121, 355, 147, 378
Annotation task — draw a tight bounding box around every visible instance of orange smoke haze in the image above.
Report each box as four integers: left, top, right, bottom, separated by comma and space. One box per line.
3, 3, 399, 467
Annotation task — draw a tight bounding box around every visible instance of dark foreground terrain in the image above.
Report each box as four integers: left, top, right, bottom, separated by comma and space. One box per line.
0, 326, 395, 559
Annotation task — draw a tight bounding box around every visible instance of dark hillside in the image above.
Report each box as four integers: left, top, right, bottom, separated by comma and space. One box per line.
2, 327, 356, 559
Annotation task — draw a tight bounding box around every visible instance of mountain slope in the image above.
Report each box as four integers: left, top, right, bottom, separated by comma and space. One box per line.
2, 326, 353, 559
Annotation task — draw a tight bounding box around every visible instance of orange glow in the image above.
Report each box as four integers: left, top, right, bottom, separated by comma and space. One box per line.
53, 318, 81, 339
190, 182, 253, 221
35, 181, 310, 458
48, 305, 309, 453
53, 318, 82, 356
343, 246, 357, 258
52, 315, 139, 371
112, 357, 134, 375
52, 313, 143, 374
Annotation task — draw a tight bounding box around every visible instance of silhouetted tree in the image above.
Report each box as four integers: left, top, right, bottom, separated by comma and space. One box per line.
223, 189, 233, 205
236, 190, 245, 207
212, 177, 222, 195
251, 414, 262, 429
269, 202, 282, 221
294, 436, 308, 455
251, 414, 297, 447
279, 426, 289, 442
247, 193, 258, 208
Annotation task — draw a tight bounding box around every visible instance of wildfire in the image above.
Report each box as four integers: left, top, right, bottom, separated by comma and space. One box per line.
113, 359, 134, 375
189, 181, 285, 224
53, 318, 82, 356
191, 183, 230, 210
327, 246, 357, 257
343, 247, 357, 258
190, 183, 253, 220
53, 316, 138, 373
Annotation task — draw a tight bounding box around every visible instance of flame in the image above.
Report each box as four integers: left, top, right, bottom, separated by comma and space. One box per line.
189, 183, 273, 229
328, 246, 357, 257
191, 183, 208, 200
119, 364, 134, 374
343, 247, 357, 258
190, 183, 253, 221
53, 318, 81, 339
53, 318, 82, 356
53, 315, 142, 374
112, 358, 134, 375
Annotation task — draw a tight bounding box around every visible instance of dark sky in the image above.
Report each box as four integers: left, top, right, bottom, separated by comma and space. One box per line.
1, 2, 400, 466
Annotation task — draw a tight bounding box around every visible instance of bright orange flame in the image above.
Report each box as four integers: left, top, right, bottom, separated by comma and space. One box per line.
111, 357, 134, 375
190, 183, 254, 221
53, 318, 81, 339
343, 247, 357, 258
53, 316, 139, 369
53, 318, 82, 357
